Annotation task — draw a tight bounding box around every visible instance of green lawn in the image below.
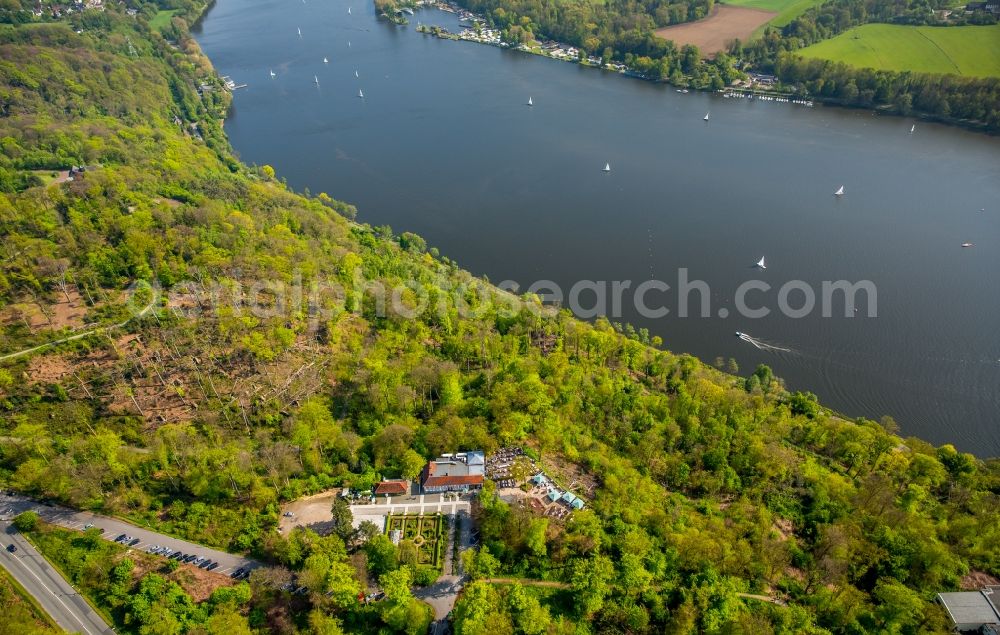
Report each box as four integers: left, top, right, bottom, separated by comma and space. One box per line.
148, 10, 178, 32
799, 23, 1000, 77
723, 0, 824, 28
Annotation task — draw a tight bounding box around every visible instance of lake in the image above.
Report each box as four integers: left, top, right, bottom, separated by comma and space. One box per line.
194, 0, 1000, 455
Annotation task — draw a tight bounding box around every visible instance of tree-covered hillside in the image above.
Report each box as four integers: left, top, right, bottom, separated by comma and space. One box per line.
0, 1, 998, 633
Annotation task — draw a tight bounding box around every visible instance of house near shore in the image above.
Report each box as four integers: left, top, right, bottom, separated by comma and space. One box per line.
965, 0, 1000, 13
374, 479, 410, 496
937, 589, 1000, 632
420, 451, 484, 493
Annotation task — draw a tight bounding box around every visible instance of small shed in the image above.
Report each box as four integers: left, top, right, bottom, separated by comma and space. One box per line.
374, 480, 410, 496
571, 498, 585, 510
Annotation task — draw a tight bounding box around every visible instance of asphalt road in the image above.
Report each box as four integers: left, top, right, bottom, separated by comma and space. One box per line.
0, 520, 114, 635
0, 492, 263, 577
415, 507, 475, 635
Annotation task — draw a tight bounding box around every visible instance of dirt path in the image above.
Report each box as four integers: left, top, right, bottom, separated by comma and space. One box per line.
483, 577, 570, 588
0, 297, 155, 362
737, 592, 788, 606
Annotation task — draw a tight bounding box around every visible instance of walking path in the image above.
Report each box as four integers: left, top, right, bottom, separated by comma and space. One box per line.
0, 297, 155, 362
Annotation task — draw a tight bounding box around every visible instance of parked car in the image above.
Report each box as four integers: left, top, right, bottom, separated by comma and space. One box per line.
230, 567, 245, 578
206, 562, 218, 571
128, 538, 141, 546
114, 534, 127, 542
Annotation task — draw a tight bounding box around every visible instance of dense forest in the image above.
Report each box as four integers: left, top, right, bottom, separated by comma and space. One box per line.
0, 0, 999, 633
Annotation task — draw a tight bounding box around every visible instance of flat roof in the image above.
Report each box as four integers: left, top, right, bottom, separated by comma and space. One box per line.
938, 592, 1000, 626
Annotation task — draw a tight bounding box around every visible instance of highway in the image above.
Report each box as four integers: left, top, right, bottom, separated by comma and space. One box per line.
0, 520, 114, 634
0, 493, 263, 578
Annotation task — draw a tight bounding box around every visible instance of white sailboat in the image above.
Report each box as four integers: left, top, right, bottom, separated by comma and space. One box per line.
348, 6, 352, 13
602, 162, 611, 172
348, 41, 352, 47
834, 185, 845, 197
358, 88, 364, 98
297, 27, 302, 36
355, 70, 359, 78
756, 256, 766, 270
910, 124, 916, 133
703, 112, 710, 121
314, 75, 319, 85
324, 57, 329, 63
269, 69, 276, 78
961, 242, 974, 248
527, 96, 533, 106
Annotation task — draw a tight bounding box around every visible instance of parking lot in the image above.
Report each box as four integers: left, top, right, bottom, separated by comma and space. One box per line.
0, 493, 261, 579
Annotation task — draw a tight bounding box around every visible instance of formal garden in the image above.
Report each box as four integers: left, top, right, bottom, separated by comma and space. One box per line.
385, 513, 445, 570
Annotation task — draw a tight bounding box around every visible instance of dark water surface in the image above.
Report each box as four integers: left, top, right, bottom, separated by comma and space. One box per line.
194, 0, 1000, 455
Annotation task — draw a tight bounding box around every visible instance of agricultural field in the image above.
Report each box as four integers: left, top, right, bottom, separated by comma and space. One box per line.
799, 24, 1000, 78
722, 0, 824, 27
655, 5, 776, 55
385, 513, 445, 570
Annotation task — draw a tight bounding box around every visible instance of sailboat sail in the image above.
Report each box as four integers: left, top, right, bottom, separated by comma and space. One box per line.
756, 257, 766, 269
834, 185, 845, 196
603, 162, 611, 172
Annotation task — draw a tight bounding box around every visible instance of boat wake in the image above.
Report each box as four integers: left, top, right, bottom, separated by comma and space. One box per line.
736, 332, 794, 353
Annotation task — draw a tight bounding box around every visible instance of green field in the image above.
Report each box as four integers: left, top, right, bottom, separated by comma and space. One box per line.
148, 9, 178, 32
800, 23, 1000, 77
723, 0, 824, 28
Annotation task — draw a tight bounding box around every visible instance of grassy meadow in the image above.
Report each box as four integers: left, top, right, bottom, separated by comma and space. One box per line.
799, 23, 1000, 77
723, 0, 824, 27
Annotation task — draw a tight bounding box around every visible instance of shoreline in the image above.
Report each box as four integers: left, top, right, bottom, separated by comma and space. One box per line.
409, 0, 996, 134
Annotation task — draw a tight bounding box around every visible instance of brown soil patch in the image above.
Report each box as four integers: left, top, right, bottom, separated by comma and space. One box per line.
539, 454, 598, 499
772, 518, 794, 541
26, 354, 74, 384
129, 552, 235, 602
1, 288, 89, 333
655, 5, 776, 56
961, 570, 1000, 590
153, 198, 184, 208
